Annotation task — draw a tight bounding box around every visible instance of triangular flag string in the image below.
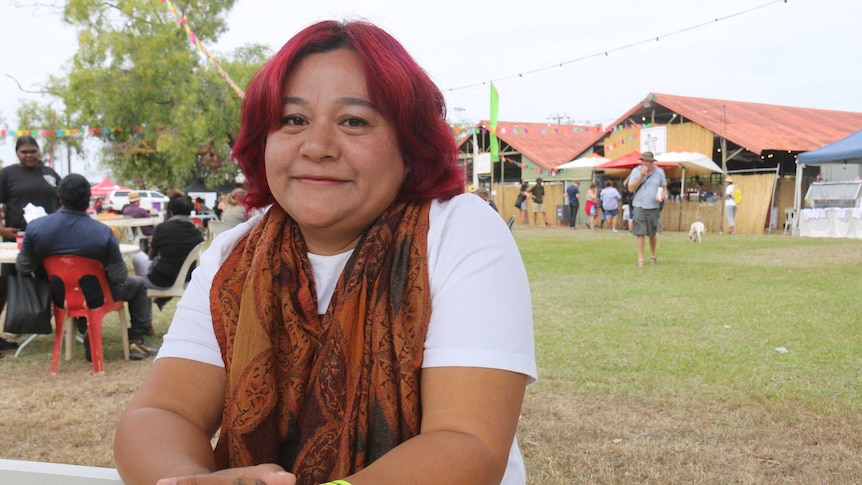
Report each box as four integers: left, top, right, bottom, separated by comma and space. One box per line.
1, 125, 147, 139
160, 0, 245, 99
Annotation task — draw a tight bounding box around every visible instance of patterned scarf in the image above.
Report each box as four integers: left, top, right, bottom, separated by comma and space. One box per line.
211, 200, 432, 485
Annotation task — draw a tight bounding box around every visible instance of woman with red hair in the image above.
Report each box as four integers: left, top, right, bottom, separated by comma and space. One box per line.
116, 20, 535, 485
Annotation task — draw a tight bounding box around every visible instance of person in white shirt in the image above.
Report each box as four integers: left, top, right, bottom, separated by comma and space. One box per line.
115, 20, 536, 485
725, 176, 739, 234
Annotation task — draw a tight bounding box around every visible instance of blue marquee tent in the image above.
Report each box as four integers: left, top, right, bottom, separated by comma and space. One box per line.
797, 129, 862, 165
792, 128, 862, 234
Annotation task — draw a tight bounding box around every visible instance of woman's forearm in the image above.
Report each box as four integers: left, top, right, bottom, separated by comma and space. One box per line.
115, 358, 227, 485
345, 429, 506, 485
344, 367, 526, 485
115, 407, 218, 484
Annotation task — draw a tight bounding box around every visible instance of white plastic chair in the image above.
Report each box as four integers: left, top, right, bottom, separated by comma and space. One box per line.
783, 208, 797, 235
207, 220, 231, 240
146, 241, 205, 301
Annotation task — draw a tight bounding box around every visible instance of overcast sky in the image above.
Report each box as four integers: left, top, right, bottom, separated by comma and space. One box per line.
1, 0, 860, 179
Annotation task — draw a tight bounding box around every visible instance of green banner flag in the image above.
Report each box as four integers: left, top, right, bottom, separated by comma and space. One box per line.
490, 82, 500, 162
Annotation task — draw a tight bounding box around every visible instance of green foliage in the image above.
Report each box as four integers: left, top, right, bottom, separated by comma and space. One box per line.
15, 100, 85, 174
46, 0, 271, 190
515, 228, 862, 413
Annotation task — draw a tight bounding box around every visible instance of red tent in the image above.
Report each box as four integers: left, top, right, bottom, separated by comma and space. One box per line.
596, 151, 642, 170
596, 151, 676, 171
90, 177, 133, 197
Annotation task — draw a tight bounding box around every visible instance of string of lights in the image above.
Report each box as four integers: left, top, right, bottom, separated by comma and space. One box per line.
444, 0, 787, 93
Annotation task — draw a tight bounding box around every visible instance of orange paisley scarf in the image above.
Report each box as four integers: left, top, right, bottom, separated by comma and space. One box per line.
211, 200, 432, 485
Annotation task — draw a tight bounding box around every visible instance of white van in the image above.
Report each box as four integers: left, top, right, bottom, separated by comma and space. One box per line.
104, 190, 170, 212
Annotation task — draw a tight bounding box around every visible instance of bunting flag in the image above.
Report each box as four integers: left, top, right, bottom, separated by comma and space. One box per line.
160, 0, 245, 99
1, 125, 146, 139
490, 82, 500, 162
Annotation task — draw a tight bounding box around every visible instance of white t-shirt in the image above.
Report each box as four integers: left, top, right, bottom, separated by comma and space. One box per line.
158, 193, 537, 484
725, 183, 737, 207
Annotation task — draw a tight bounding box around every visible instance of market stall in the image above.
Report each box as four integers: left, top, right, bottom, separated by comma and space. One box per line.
795, 129, 862, 238
798, 181, 862, 238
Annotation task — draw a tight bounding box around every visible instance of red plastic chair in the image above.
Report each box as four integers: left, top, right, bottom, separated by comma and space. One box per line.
42, 255, 130, 374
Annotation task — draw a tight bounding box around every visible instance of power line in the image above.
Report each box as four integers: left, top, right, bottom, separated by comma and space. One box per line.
444, 0, 787, 93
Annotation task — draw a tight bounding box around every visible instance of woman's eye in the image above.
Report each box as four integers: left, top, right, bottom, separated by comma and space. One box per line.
279, 115, 306, 126
342, 117, 367, 127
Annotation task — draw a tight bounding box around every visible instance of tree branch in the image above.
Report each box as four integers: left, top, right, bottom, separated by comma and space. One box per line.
4, 75, 51, 95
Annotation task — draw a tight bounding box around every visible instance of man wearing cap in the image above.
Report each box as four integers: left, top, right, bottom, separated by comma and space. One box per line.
123, 191, 154, 237
528, 177, 550, 227
627, 151, 667, 267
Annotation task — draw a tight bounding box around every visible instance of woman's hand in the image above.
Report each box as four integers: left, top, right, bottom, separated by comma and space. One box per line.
156, 464, 296, 485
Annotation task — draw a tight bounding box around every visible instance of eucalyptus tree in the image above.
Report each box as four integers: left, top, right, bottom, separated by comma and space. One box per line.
52, 0, 269, 190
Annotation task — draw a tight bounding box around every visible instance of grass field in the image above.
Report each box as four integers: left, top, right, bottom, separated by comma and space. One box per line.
1, 226, 860, 483
516, 226, 862, 484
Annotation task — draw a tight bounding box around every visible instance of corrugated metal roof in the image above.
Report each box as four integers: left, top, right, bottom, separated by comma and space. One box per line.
611, 93, 862, 154
472, 120, 606, 171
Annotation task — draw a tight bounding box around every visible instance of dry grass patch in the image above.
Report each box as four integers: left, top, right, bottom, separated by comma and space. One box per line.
520, 381, 862, 484
0, 301, 173, 468
1, 229, 861, 484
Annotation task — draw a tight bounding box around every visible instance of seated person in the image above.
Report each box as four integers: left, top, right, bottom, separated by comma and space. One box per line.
16, 174, 158, 361
220, 188, 248, 228
696, 180, 708, 202
193, 197, 215, 216
474, 187, 498, 212
132, 195, 204, 291
122, 191, 154, 237
193, 197, 216, 229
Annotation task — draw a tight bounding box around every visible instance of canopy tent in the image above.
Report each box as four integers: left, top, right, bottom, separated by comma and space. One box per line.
596, 151, 644, 170
595, 150, 681, 178
655, 151, 725, 231
797, 129, 862, 165
557, 153, 611, 183
656, 151, 723, 197
90, 177, 133, 197
793, 129, 862, 236
556, 153, 610, 170
655, 151, 723, 177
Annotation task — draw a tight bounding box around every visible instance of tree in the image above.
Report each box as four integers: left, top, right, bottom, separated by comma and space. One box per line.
15, 101, 86, 175
50, 0, 269, 190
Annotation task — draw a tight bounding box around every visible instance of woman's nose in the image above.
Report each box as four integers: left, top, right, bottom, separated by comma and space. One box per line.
300, 122, 338, 162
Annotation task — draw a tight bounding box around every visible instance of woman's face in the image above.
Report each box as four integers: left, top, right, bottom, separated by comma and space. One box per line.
16, 143, 40, 168
264, 48, 407, 255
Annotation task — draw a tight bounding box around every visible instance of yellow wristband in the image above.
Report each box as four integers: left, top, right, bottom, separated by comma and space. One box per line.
320, 481, 351, 485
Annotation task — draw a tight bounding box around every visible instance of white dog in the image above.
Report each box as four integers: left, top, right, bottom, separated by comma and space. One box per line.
689, 221, 706, 243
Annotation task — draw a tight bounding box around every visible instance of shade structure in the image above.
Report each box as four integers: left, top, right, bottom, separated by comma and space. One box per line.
90, 177, 133, 197
557, 153, 610, 170
655, 151, 724, 176
597, 151, 678, 171
654, 151, 724, 232
797, 129, 862, 165
596, 151, 643, 170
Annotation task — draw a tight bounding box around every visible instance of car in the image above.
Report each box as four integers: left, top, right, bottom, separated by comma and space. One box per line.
104, 190, 170, 213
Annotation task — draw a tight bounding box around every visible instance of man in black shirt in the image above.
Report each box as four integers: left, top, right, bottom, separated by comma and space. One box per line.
133, 195, 204, 288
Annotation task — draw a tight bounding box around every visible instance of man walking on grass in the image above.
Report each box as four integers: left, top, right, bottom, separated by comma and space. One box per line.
627, 152, 667, 267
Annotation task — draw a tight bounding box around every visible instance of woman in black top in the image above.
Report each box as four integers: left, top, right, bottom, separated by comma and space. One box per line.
0, 136, 61, 352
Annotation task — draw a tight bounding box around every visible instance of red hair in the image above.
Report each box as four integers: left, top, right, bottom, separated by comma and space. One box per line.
233, 20, 464, 210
